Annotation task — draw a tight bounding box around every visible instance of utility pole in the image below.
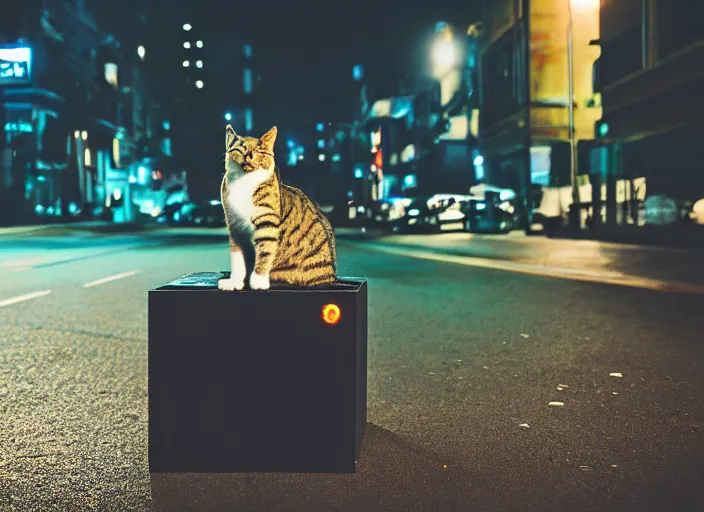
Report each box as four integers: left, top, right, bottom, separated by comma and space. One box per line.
567, 0, 580, 230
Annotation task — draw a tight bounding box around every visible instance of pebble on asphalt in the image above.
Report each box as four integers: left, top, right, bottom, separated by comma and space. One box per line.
549, 401, 565, 407
519, 423, 530, 428
520, 333, 530, 338
609, 372, 623, 378
557, 384, 569, 391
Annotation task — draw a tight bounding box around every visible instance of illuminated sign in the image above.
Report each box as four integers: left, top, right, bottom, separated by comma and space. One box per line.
4, 121, 33, 133
0, 46, 32, 85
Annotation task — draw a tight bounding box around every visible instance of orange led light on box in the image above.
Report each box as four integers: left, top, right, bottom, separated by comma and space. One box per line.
322, 304, 341, 325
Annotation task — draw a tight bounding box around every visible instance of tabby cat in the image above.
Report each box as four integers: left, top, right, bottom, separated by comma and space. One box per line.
218, 125, 337, 291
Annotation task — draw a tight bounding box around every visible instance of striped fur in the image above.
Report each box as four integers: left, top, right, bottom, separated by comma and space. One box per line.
218, 125, 336, 291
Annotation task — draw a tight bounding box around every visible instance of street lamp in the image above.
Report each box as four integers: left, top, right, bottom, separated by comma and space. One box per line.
183, 23, 192, 31
431, 24, 458, 78
137, 45, 145, 60
432, 39, 456, 70
566, 0, 600, 231
195, 80, 204, 89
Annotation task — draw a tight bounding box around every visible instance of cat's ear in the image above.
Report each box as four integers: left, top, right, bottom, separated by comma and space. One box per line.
225, 124, 238, 150
258, 126, 277, 151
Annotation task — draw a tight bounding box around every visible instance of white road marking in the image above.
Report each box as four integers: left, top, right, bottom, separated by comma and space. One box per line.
0, 290, 52, 308
351, 243, 704, 295
82, 270, 140, 288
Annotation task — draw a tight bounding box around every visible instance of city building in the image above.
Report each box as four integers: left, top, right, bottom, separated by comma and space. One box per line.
591, 0, 704, 230
353, 22, 480, 208
0, 0, 171, 225
477, 0, 602, 230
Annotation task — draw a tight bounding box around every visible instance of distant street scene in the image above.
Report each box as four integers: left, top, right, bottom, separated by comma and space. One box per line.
2, 0, 704, 510
1, 224, 703, 510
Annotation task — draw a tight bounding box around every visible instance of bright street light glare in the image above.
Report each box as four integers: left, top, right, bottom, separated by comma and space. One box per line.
183, 23, 192, 31
570, 0, 599, 7
432, 39, 456, 68
195, 80, 204, 89
137, 45, 146, 59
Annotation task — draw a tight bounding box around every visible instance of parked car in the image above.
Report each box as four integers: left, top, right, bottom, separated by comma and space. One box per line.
461, 197, 514, 234
392, 195, 469, 233
391, 197, 438, 233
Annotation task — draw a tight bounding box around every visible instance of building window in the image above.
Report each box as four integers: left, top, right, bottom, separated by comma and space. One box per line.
244, 108, 253, 132
104, 63, 119, 88
482, 28, 521, 128
657, 0, 704, 59
600, 0, 643, 85
243, 68, 252, 94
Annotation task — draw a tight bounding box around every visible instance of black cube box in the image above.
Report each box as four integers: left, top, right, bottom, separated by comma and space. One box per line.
148, 272, 367, 474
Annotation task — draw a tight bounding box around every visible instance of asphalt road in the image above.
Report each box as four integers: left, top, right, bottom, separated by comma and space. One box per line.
1, 227, 703, 511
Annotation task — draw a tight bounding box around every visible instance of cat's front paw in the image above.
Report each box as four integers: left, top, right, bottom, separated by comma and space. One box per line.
218, 277, 244, 291
249, 272, 270, 290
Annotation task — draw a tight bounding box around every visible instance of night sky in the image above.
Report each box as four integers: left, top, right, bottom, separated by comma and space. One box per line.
165, 0, 481, 125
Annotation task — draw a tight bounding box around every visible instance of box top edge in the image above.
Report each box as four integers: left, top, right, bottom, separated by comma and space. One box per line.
150, 273, 367, 293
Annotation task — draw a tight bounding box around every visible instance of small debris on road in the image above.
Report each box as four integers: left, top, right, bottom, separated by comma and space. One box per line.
579, 465, 592, 472
483, 365, 489, 370
609, 372, 623, 378
611, 464, 619, 468
557, 384, 569, 391
549, 401, 565, 407
519, 423, 530, 428
612, 392, 618, 395
520, 334, 530, 338
428, 372, 436, 375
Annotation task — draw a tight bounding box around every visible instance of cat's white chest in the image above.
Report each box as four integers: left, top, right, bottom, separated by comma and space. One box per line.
226, 168, 272, 229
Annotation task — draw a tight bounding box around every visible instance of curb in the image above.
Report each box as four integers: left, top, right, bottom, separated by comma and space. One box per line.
0, 222, 158, 238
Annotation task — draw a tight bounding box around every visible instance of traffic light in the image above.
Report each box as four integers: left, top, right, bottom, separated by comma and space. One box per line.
595, 120, 609, 139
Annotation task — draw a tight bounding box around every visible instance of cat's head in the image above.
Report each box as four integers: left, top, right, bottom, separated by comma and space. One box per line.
225, 125, 277, 173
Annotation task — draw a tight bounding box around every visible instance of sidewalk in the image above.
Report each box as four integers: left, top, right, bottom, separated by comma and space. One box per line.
551, 224, 704, 250
337, 229, 704, 293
